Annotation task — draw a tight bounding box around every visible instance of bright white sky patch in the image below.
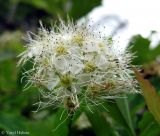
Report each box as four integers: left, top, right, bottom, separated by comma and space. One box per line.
87, 0, 160, 47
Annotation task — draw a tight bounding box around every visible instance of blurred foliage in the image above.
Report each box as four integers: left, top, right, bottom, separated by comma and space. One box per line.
128, 34, 160, 135
129, 35, 160, 65
134, 68, 160, 124
0, 0, 160, 136
0, 0, 101, 32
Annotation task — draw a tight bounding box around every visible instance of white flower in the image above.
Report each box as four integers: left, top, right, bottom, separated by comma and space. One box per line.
18, 19, 138, 112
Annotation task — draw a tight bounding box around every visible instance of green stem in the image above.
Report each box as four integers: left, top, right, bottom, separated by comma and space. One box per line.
68, 113, 73, 136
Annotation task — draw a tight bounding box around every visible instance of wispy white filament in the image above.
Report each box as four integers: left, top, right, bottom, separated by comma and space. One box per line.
18, 19, 138, 112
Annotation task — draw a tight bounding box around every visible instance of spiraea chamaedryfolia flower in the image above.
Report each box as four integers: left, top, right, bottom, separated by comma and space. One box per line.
18, 19, 138, 113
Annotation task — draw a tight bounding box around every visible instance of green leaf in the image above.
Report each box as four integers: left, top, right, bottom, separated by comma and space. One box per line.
52, 108, 69, 136
128, 34, 160, 65
85, 101, 134, 136
134, 68, 160, 124
85, 108, 117, 136
0, 112, 27, 131
99, 102, 130, 136
116, 96, 136, 136
151, 43, 160, 59
27, 114, 57, 136
20, 0, 63, 16
0, 31, 24, 91
69, 0, 102, 20
128, 35, 151, 65
20, 0, 102, 20
0, 59, 17, 91
139, 112, 160, 136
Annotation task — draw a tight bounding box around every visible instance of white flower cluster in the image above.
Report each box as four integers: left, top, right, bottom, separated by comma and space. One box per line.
19, 20, 138, 112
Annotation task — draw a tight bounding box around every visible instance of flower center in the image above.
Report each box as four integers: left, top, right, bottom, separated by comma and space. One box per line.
72, 35, 84, 46
55, 45, 67, 55
87, 83, 102, 96
84, 61, 96, 73
98, 43, 105, 50
41, 58, 49, 67
60, 74, 73, 87
103, 81, 115, 90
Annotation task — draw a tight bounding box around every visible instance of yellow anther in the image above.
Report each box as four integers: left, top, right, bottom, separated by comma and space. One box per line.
84, 61, 96, 73
60, 74, 73, 87
98, 43, 105, 49
42, 58, 49, 67
72, 35, 84, 46
55, 45, 67, 55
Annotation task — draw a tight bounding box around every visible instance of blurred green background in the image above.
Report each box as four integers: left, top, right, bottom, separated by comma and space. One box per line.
0, 0, 160, 136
